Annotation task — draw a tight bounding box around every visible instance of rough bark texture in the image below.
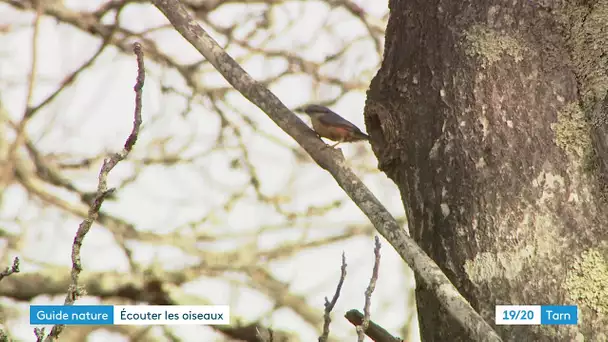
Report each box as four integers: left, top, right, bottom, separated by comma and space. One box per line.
367, 1, 608, 341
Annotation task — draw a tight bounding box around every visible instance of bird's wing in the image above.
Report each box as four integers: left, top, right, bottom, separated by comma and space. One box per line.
317, 110, 362, 131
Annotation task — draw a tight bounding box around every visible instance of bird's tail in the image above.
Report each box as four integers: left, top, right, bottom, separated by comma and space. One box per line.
354, 131, 370, 141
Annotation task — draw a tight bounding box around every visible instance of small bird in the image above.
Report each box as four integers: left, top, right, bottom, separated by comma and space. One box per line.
296, 104, 370, 148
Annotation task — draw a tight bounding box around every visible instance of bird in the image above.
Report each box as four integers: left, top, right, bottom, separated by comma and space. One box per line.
295, 104, 370, 148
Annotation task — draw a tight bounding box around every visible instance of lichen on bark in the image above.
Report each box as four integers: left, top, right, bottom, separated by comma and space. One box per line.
464, 25, 527, 68
551, 102, 592, 159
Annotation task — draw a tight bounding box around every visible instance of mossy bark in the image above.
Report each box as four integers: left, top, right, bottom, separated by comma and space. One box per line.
366, 1, 608, 341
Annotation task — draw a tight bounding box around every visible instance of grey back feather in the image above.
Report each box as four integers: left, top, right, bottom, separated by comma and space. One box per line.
302, 105, 360, 130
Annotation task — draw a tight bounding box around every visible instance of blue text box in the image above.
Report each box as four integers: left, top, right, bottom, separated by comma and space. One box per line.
495, 305, 541, 325
30, 305, 114, 325
540, 305, 577, 325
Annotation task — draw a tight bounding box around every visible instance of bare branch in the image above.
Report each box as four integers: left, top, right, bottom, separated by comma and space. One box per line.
319, 253, 347, 342
357, 236, 381, 341
0, 329, 10, 342
42, 42, 145, 342
345, 310, 402, 342
24, 16, 119, 120
150, 1, 501, 341
0, 257, 20, 282
247, 267, 324, 329
23, 0, 43, 117
34, 327, 45, 342
5, 0, 43, 185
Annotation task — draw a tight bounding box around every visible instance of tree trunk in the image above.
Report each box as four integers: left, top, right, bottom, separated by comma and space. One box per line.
366, 1, 608, 341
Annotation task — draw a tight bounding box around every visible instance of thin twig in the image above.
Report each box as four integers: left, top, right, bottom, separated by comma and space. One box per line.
318, 252, 347, 342
42, 42, 145, 342
4, 0, 43, 185
357, 236, 381, 341
24, 16, 119, 119
256, 326, 274, 342
0, 257, 20, 282
0, 329, 10, 342
34, 327, 45, 342
23, 0, 42, 117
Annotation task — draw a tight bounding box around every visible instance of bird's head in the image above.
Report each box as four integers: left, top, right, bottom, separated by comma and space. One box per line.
294, 104, 332, 118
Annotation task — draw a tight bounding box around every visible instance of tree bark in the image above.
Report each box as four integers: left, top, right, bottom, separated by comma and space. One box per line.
367, 1, 608, 341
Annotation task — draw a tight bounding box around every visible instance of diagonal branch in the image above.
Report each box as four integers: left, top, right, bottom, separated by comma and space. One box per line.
150, 1, 502, 341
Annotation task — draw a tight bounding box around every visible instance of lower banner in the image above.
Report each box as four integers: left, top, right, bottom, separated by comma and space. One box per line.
30, 305, 230, 325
